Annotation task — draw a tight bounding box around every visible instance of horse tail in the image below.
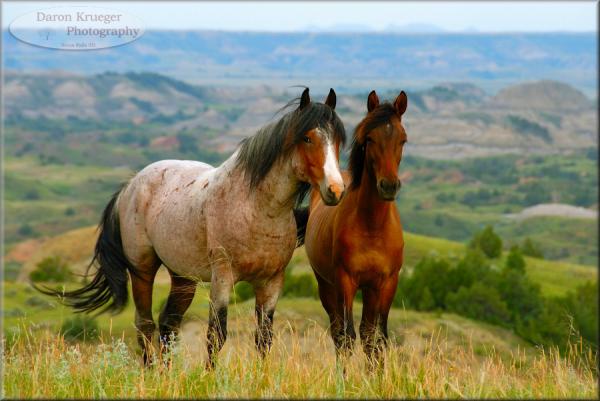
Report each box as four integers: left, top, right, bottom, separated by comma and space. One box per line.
34, 185, 135, 315
293, 206, 310, 247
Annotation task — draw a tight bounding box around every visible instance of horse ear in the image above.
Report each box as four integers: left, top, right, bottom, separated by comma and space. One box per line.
394, 91, 408, 116
367, 90, 379, 112
299, 87, 311, 110
324, 88, 336, 109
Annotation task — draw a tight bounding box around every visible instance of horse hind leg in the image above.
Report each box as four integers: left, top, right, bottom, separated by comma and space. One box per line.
158, 271, 197, 358
129, 253, 161, 367
206, 261, 234, 370
253, 272, 284, 358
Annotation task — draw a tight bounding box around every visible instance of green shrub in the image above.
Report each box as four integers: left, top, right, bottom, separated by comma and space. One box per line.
562, 281, 598, 348
446, 283, 512, 327
60, 315, 99, 342
469, 225, 503, 258
29, 256, 72, 282
505, 246, 526, 273
231, 281, 254, 303
396, 256, 453, 310
521, 238, 544, 259
17, 224, 35, 237
283, 273, 318, 299
496, 269, 543, 322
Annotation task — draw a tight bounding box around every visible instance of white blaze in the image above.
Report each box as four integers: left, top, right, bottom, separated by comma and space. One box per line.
323, 141, 343, 187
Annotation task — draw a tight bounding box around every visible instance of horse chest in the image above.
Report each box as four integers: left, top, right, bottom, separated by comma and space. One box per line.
337, 230, 403, 280
235, 228, 295, 268
208, 205, 296, 280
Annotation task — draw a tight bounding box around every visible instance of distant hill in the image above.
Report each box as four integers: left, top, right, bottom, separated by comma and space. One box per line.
491, 80, 592, 110
5, 71, 596, 159
3, 30, 596, 96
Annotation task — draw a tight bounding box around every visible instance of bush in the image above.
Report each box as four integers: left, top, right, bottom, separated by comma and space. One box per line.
469, 225, 503, 258
283, 272, 319, 299
29, 256, 72, 282
395, 229, 597, 356
60, 315, 99, 342
505, 246, 526, 273
496, 269, 544, 323
521, 238, 544, 259
446, 283, 512, 327
562, 281, 598, 348
17, 224, 35, 237
231, 281, 254, 303
24, 189, 41, 200
395, 256, 452, 310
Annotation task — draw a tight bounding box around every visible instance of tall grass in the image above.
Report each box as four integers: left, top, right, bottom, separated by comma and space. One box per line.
2, 315, 597, 398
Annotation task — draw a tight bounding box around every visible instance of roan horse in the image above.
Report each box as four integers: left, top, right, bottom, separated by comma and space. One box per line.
37, 88, 346, 367
297, 90, 407, 366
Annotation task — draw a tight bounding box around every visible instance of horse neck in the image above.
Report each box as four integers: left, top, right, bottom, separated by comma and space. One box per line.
224, 153, 299, 218
259, 159, 299, 215
353, 165, 393, 229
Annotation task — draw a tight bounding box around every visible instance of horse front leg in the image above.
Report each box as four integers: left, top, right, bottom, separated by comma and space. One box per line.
130, 263, 160, 367
360, 274, 398, 370
332, 268, 358, 359
206, 265, 234, 370
253, 271, 284, 358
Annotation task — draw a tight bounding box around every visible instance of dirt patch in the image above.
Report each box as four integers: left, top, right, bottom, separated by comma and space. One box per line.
4, 238, 46, 264
505, 203, 598, 220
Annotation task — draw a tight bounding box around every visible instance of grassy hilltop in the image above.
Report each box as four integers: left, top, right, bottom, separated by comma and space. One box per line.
3, 219, 598, 397
3, 281, 597, 398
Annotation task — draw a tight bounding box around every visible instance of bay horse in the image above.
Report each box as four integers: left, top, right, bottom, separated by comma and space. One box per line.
37, 88, 346, 368
297, 90, 407, 366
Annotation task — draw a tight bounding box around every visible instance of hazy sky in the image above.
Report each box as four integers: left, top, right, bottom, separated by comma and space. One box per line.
3, 1, 597, 32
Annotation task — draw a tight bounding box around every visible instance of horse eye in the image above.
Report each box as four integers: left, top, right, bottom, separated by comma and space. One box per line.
366, 137, 374, 143
303, 136, 312, 144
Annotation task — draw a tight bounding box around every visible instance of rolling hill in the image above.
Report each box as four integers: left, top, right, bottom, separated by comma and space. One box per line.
4, 71, 596, 161
8, 224, 595, 297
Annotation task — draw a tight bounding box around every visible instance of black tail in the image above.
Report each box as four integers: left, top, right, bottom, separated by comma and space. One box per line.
34, 186, 135, 315
293, 207, 310, 247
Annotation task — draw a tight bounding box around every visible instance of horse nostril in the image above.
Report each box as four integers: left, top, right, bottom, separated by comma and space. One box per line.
380, 180, 393, 192
327, 185, 341, 200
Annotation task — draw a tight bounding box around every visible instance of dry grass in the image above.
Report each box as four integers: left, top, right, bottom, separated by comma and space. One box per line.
3, 300, 597, 399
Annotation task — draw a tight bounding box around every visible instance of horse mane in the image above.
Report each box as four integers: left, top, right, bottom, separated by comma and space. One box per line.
236, 96, 346, 206
348, 102, 399, 189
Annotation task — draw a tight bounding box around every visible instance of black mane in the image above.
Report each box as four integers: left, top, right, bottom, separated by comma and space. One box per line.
236, 97, 346, 206
348, 103, 398, 189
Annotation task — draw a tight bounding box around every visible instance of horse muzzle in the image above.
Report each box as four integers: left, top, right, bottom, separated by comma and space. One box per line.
377, 179, 401, 201
320, 181, 345, 206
